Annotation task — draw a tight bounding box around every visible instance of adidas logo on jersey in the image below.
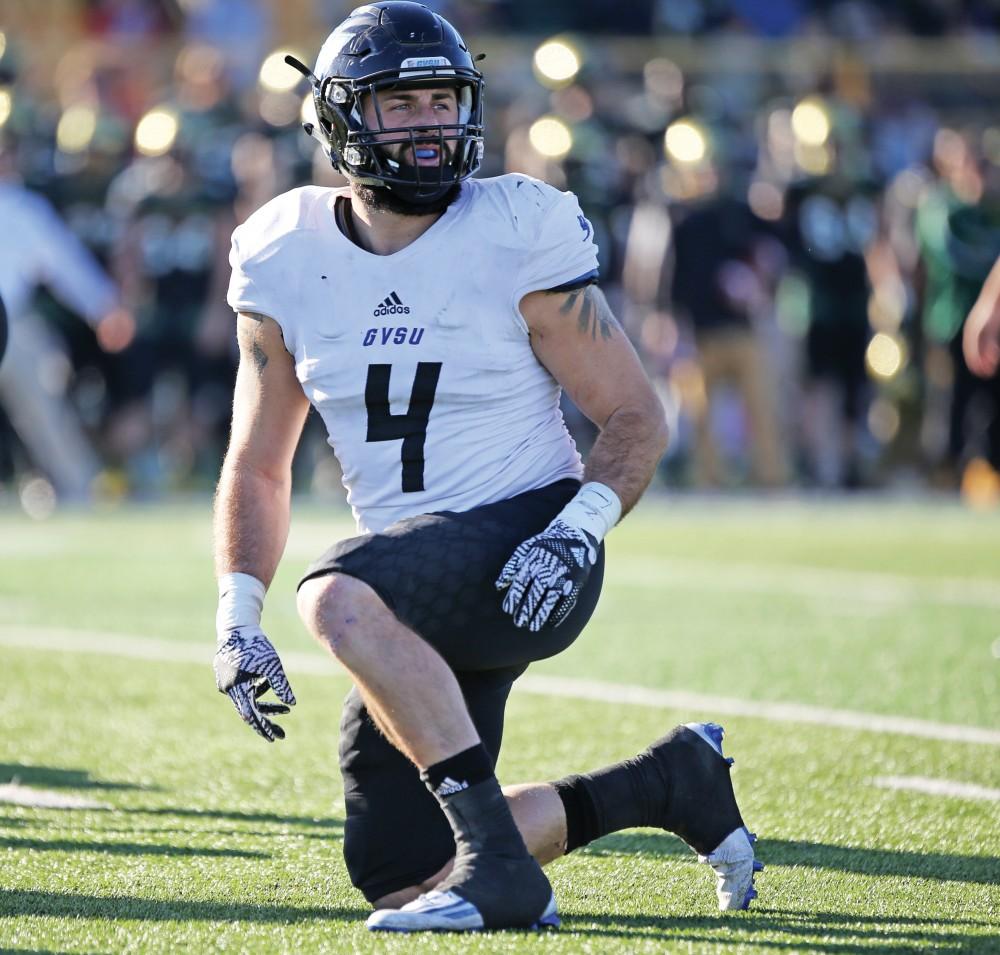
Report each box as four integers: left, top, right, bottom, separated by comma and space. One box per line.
373, 291, 411, 316
435, 776, 470, 797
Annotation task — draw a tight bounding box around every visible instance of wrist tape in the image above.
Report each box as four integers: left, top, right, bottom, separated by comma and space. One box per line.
557, 482, 622, 543
216, 572, 265, 642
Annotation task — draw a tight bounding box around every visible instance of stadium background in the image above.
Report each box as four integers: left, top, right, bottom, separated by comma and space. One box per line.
1, 0, 1000, 511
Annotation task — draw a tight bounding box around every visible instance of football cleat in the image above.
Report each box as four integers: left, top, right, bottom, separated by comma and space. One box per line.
698, 825, 763, 911
645, 721, 762, 911
684, 722, 762, 911
366, 889, 559, 933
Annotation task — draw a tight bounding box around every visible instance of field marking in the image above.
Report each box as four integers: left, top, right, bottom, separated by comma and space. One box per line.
513, 674, 1000, 746
873, 776, 1000, 801
610, 556, 1000, 610
3, 625, 998, 747
0, 782, 110, 810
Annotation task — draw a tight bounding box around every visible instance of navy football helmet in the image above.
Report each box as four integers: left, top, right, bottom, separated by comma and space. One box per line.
294, 1, 484, 204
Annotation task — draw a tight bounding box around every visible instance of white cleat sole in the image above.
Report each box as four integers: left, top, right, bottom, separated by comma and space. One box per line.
366, 889, 560, 933
699, 826, 762, 911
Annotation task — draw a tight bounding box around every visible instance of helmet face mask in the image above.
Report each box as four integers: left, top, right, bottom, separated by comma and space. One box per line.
309, 2, 484, 204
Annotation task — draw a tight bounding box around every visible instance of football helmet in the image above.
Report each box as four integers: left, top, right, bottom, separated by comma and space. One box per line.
295, 1, 484, 204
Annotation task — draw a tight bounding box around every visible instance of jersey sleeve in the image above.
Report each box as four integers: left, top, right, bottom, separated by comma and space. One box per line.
226, 224, 286, 323
226, 188, 321, 326
516, 186, 599, 297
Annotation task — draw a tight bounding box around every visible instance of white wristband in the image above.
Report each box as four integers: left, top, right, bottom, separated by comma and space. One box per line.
216, 572, 266, 641
556, 482, 622, 543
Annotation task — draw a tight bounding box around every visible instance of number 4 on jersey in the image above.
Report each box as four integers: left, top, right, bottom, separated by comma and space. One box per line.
365, 362, 442, 493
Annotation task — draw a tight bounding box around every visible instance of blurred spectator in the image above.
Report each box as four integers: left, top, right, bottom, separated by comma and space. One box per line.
964, 254, 1000, 379
105, 157, 236, 490
181, 0, 271, 92
783, 170, 877, 488
82, 0, 175, 40
915, 128, 1000, 479
669, 164, 788, 487
0, 131, 134, 502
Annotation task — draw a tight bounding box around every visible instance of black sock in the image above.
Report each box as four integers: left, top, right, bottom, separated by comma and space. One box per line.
420, 744, 551, 926
553, 753, 666, 852
422, 743, 495, 799
554, 727, 744, 856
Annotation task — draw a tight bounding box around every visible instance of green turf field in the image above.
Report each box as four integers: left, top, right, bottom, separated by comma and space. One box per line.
1, 496, 998, 953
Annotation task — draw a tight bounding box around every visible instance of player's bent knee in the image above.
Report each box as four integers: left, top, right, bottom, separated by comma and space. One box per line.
297, 573, 383, 658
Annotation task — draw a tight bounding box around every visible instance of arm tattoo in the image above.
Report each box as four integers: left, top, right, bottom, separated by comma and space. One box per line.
238, 313, 269, 374
557, 286, 619, 341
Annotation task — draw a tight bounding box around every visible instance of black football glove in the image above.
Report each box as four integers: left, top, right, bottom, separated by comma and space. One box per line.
495, 518, 599, 631
214, 627, 296, 742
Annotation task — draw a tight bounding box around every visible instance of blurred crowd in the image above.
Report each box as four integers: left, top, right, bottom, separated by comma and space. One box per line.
1, 0, 1000, 512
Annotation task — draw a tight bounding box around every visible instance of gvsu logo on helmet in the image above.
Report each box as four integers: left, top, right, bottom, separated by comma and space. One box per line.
374, 291, 411, 316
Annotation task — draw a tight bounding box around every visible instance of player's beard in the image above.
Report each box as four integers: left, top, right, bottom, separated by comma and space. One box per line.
353, 141, 462, 215
354, 179, 462, 216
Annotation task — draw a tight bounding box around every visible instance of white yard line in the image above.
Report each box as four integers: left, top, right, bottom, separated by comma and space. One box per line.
513, 675, 1000, 746
3, 625, 998, 747
0, 782, 110, 810
872, 776, 1000, 801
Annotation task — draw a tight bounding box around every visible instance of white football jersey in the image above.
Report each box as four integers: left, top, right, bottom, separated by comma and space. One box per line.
227, 174, 599, 533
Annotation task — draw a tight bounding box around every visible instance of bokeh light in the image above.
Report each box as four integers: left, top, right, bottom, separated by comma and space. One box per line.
259, 91, 299, 127
868, 398, 901, 444
533, 39, 580, 88
134, 106, 179, 157
664, 119, 707, 164
748, 181, 783, 221
868, 280, 906, 332
0, 87, 11, 128
866, 332, 906, 380
791, 97, 831, 146
259, 49, 305, 93
961, 458, 1000, 510
794, 141, 832, 175
643, 57, 683, 105
19, 477, 57, 521
528, 116, 572, 159
56, 104, 97, 153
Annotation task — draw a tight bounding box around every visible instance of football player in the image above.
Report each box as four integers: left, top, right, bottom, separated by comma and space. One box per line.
965, 254, 1000, 379
213, 0, 760, 932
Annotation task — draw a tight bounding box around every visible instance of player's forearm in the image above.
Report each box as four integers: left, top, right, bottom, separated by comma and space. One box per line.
583, 401, 668, 518
213, 457, 293, 588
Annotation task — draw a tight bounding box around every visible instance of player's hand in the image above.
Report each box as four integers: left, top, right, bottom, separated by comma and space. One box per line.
96, 306, 136, 353
495, 518, 599, 631
213, 627, 296, 742
963, 303, 1000, 379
